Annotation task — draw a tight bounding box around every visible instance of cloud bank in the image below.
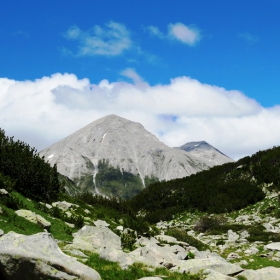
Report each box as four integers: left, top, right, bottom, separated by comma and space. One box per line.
0, 71, 279, 160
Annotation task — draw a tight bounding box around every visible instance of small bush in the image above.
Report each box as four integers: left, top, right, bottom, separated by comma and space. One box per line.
166, 228, 209, 251
194, 215, 227, 233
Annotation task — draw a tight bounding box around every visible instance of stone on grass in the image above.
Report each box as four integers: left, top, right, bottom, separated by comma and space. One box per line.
0, 189, 8, 195
0, 229, 4, 237
52, 201, 78, 211
239, 266, 280, 280
155, 235, 178, 244
244, 246, 259, 255
65, 222, 75, 228
227, 252, 240, 261
93, 220, 109, 228
266, 242, 280, 251
66, 225, 121, 253
203, 269, 236, 280
227, 230, 239, 242
0, 231, 101, 280
170, 258, 243, 276
15, 209, 51, 230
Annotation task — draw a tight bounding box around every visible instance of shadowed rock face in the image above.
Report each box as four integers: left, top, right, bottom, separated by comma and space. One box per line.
39, 115, 233, 197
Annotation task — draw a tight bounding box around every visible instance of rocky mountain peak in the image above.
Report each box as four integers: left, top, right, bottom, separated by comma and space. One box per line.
177, 141, 233, 165
39, 115, 233, 198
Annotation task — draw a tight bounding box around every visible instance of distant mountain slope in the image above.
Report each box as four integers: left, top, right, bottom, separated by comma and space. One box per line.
176, 141, 233, 165
129, 145, 280, 222
39, 115, 233, 198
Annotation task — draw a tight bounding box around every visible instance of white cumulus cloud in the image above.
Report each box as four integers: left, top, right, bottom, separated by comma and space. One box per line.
0, 72, 279, 160
64, 21, 132, 56
168, 23, 200, 45
147, 22, 201, 46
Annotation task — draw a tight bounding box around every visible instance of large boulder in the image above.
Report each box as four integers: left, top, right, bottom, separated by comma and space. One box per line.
203, 269, 236, 280
170, 258, 243, 275
239, 267, 280, 280
52, 201, 79, 211
15, 209, 51, 230
0, 231, 101, 280
66, 225, 122, 253
266, 242, 280, 251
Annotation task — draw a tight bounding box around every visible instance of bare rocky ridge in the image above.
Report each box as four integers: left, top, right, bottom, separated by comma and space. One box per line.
177, 141, 233, 166
39, 114, 233, 196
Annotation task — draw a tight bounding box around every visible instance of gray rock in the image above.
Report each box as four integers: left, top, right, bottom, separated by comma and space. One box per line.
227, 252, 240, 261
65, 222, 75, 228
244, 246, 259, 255
135, 236, 159, 247
0, 189, 8, 195
155, 235, 178, 244
66, 225, 121, 253
52, 201, 78, 211
15, 209, 51, 230
266, 242, 280, 251
227, 230, 239, 242
240, 230, 250, 239
116, 225, 124, 231
93, 220, 110, 228
0, 229, 4, 237
0, 231, 101, 280
170, 258, 243, 275
203, 269, 236, 280
239, 266, 280, 280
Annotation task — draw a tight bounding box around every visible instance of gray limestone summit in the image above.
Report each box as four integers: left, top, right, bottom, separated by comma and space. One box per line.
40, 115, 233, 198
177, 141, 233, 166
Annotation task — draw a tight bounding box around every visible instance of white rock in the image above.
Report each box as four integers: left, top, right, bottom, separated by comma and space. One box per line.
116, 225, 124, 231
203, 269, 236, 280
171, 258, 243, 275
266, 242, 280, 251
227, 252, 240, 260
93, 220, 110, 228
155, 235, 177, 244
65, 222, 75, 228
66, 225, 121, 253
52, 201, 78, 211
0, 231, 101, 280
227, 230, 239, 242
0, 189, 8, 195
239, 266, 280, 280
244, 246, 259, 255
15, 209, 51, 230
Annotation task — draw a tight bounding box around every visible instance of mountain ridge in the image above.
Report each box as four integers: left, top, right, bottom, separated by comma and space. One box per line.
39, 114, 233, 198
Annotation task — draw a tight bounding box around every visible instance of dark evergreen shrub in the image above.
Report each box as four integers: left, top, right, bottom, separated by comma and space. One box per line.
0, 129, 59, 202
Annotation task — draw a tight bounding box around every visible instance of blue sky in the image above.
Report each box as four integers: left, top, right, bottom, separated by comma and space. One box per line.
1, 0, 280, 159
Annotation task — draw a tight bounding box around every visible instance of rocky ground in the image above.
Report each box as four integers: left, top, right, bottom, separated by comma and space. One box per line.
1, 187, 280, 279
